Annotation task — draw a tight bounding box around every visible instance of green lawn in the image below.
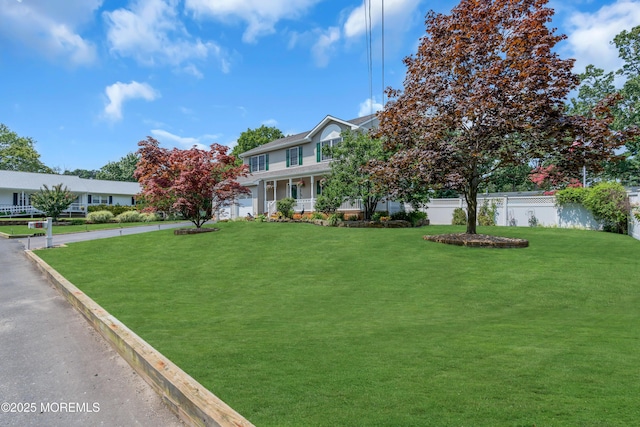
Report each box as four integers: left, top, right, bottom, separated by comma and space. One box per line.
35, 222, 640, 426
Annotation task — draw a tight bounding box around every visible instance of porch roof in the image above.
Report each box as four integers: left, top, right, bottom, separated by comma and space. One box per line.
238, 162, 331, 186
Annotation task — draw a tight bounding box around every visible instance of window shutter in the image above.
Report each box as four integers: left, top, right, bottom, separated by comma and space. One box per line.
88, 195, 92, 204
316, 143, 321, 162
286, 149, 290, 167
316, 181, 321, 195
265, 154, 269, 171
109, 196, 113, 205
298, 146, 303, 165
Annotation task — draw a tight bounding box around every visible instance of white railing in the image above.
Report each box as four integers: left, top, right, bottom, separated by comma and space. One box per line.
0, 203, 86, 218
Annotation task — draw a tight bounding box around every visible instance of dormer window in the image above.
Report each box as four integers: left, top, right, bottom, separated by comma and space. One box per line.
317, 137, 342, 162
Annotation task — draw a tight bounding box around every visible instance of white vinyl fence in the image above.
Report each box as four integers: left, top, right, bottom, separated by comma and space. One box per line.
426, 192, 640, 241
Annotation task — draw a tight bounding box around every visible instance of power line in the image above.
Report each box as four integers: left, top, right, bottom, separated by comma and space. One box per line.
381, 0, 385, 108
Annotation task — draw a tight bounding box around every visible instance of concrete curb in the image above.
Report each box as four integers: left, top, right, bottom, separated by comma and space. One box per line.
25, 250, 255, 427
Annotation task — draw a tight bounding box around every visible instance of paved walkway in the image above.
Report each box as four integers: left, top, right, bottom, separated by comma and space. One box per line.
0, 224, 194, 426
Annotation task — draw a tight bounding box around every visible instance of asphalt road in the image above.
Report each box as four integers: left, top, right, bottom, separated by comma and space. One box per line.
20, 222, 192, 250
0, 225, 192, 426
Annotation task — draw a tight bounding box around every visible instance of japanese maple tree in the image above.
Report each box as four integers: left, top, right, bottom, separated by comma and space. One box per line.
135, 137, 249, 228
374, 0, 626, 234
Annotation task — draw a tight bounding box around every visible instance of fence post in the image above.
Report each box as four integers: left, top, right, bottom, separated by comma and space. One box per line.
503, 196, 508, 226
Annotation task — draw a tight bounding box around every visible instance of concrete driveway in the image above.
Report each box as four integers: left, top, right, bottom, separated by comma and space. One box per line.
0, 225, 192, 426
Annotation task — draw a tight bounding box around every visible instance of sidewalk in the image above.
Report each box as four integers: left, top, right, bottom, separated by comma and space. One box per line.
0, 227, 187, 426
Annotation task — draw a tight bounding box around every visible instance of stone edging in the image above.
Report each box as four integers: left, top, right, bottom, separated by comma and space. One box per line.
24, 250, 254, 427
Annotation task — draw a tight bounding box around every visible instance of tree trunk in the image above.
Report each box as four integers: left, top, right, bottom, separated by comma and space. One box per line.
363, 197, 375, 221
465, 168, 479, 234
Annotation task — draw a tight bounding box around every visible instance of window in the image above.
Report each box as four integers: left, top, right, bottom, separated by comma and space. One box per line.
250, 154, 268, 172
317, 137, 342, 162
286, 146, 303, 167
88, 195, 111, 205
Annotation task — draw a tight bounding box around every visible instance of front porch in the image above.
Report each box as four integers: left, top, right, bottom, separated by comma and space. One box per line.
0, 203, 86, 218
259, 175, 400, 217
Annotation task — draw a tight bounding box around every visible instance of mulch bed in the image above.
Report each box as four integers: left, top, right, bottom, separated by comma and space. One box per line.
423, 233, 529, 248
174, 228, 219, 235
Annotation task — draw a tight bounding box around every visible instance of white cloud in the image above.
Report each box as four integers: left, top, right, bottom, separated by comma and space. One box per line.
184, 0, 322, 43
261, 119, 279, 126
0, 0, 100, 65
104, 81, 160, 121
150, 129, 208, 149
312, 27, 341, 67
343, 0, 422, 40
564, 0, 640, 74
358, 97, 383, 117
104, 0, 229, 73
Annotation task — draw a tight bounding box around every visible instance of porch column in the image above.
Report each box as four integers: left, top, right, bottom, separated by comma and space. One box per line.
273, 180, 277, 202
310, 175, 315, 211
288, 178, 292, 198
263, 180, 268, 214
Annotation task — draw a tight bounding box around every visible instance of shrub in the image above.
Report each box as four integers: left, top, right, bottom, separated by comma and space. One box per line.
327, 213, 341, 226
311, 212, 326, 220
87, 210, 114, 223
347, 214, 359, 221
256, 214, 267, 222
556, 182, 630, 234
408, 210, 427, 226
390, 211, 410, 221
372, 211, 389, 222
452, 208, 467, 225
582, 182, 630, 234
314, 195, 340, 214
115, 210, 142, 223
478, 200, 497, 226
87, 204, 137, 216
140, 212, 159, 222
555, 187, 588, 205
276, 198, 295, 219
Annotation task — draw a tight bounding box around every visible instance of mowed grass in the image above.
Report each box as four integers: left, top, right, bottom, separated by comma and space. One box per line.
35, 222, 640, 426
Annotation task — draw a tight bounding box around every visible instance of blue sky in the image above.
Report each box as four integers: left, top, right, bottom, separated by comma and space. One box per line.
1, 0, 639, 171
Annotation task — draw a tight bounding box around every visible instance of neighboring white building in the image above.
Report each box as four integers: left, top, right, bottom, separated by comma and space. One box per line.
228, 114, 379, 218
0, 170, 140, 217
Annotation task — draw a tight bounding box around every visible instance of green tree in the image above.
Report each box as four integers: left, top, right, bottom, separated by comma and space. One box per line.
96, 152, 139, 182
30, 184, 76, 221
63, 169, 98, 179
0, 124, 52, 173
567, 26, 640, 185
323, 131, 387, 221
375, 0, 624, 234
231, 125, 284, 159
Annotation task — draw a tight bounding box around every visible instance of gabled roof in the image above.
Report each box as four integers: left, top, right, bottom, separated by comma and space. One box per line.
0, 170, 141, 195
239, 113, 377, 158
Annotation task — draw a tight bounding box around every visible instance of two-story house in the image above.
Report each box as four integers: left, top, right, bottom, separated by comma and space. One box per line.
229, 114, 378, 218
